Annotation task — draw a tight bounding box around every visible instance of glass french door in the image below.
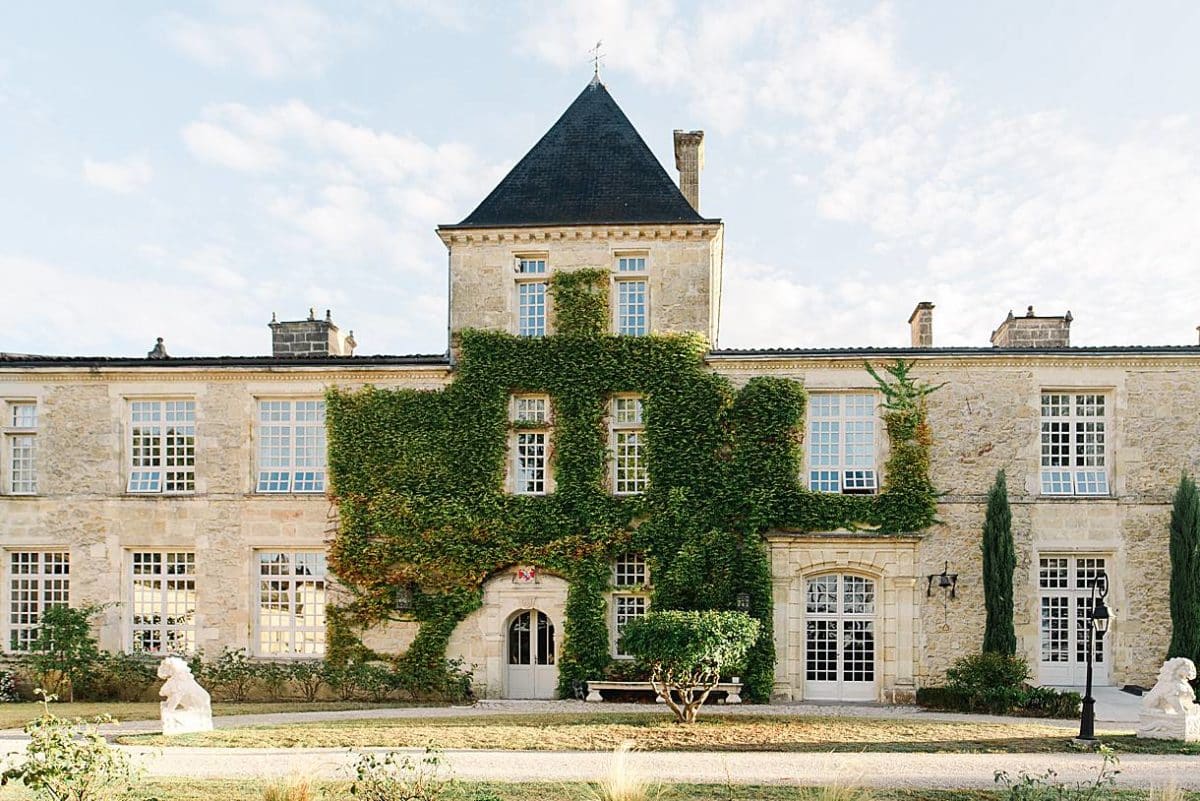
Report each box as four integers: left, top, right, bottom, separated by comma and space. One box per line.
804, 574, 877, 701
1038, 556, 1109, 686
506, 609, 557, 698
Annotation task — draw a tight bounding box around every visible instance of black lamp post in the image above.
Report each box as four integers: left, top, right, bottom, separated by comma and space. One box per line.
1077, 573, 1111, 741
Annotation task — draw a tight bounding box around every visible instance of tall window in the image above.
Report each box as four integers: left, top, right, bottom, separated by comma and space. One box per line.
1041, 393, 1109, 495
512, 395, 550, 494
130, 551, 196, 654
516, 257, 547, 337
614, 256, 648, 336
7, 551, 69, 651
256, 551, 327, 656
611, 396, 647, 495
807, 393, 877, 494
257, 399, 326, 493
127, 400, 195, 493
3, 401, 37, 494
612, 553, 649, 658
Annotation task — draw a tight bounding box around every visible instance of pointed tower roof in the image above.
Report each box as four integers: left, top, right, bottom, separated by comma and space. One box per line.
443, 80, 715, 229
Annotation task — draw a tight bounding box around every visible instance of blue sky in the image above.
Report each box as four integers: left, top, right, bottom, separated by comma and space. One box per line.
2, 1, 1199, 357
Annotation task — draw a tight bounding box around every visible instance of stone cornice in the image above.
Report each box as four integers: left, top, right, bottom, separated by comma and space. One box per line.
707, 353, 1200, 371
437, 223, 723, 247
766, 532, 923, 544
0, 366, 451, 383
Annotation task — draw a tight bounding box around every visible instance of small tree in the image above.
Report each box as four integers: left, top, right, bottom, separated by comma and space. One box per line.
982, 470, 1017, 655
23, 606, 103, 703
1168, 473, 1200, 668
620, 610, 759, 723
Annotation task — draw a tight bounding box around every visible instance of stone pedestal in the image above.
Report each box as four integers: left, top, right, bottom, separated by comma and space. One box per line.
1137, 708, 1200, 741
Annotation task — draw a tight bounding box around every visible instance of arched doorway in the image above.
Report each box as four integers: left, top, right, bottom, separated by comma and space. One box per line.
507, 609, 557, 698
804, 573, 877, 701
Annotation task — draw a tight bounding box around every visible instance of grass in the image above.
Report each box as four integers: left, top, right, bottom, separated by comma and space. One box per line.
0, 700, 406, 730
117, 712, 1200, 755
0, 780, 1194, 801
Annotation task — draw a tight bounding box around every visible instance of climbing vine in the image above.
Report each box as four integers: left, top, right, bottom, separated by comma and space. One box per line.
326, 270, 941, 702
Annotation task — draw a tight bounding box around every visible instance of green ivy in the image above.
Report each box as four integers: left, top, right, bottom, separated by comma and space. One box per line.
326, 270, 940, 702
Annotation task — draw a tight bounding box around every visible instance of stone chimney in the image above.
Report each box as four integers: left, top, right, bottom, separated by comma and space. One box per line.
269, 309, 354, 358
990, 306, 1072, 349
908, 302, 934, 348
673, 129, 704, 211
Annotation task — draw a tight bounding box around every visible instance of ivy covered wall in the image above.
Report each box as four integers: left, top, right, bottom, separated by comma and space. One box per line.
326, 269, 938, 702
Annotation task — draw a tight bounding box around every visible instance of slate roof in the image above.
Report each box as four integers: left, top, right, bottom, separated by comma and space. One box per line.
444, 79, 716, 229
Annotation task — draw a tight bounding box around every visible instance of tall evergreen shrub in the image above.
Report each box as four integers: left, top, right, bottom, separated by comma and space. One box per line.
1168, 473, 1200, 666
982, 470, 1016, 655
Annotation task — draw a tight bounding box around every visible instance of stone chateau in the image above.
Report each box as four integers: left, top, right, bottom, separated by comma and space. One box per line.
3, 78, 1199, 702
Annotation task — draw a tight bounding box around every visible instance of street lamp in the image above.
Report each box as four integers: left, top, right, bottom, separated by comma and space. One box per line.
1077, 572, 1111, 742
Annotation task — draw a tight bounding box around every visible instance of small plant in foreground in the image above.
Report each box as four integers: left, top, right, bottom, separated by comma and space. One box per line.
349, 748, 453, 801
0, 690, 139, 801
581, 742, 659, 801
994, 745, 1119, 800
261, 775, 314, 801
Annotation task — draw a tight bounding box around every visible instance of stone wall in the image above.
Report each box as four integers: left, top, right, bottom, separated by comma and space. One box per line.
438, 224, 724, 345
0, 365, 448, 655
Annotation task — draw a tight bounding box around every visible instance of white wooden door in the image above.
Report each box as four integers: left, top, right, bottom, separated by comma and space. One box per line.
507, 609, 557, 699
1038, 556, 1110, 686
803, 574, 877, 701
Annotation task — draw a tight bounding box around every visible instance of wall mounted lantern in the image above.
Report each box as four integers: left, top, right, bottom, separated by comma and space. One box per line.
735, 593, 751, 612
926, 561, 958, 631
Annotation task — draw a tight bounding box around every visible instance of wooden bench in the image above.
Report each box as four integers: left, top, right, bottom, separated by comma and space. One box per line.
584, 679, 742, 704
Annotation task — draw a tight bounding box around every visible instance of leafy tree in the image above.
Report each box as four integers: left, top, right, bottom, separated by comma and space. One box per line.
982, 470, 1017, 655
1168, 473, 1200, 668
621, 610, 759, 723
23, 606, 103, 703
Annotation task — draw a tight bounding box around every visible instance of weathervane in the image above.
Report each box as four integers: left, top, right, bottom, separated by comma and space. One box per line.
589, 40, 604, 81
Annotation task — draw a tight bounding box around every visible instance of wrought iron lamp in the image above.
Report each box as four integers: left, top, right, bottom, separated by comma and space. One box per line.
926, 562, 958, 630
736, 593, 751, 612
1077, 573, 1111, 741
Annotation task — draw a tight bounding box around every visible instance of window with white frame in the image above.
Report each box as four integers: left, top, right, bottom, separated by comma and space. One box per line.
614, 255, 648, 336
127, 400, 195, 493
612, 552, 649, 658
255, 551, 327, 656
516, 257, 548, 337
611, 396, 647, 495
1040, 393, 1110, 496
511, 395, 550, 494
807, 393, 877, 494
129, 551, 196, 654
2, 401, 37, 495
7, 551, 69, 651
257, 399, 326, 493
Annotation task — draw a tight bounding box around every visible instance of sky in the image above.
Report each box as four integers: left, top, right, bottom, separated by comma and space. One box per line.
2, 1, 1199, 357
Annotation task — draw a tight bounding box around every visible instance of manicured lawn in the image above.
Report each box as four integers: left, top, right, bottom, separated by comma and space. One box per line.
0, 780, 1191, 801
0, 700, 403, 730
117, 712, 1200, 755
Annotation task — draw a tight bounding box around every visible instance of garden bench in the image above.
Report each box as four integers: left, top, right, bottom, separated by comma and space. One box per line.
584, 679, 742, 704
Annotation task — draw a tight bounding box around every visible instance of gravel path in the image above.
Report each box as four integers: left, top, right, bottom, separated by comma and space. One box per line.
53, 746, 1200, 789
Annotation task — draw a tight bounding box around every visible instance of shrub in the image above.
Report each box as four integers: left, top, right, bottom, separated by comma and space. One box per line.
357, 662, 400, 703
325, 661, 366, 701
289, 660, 326, 702
349, 748, 453, 801
91, 652, 158, 702
0, 670, 19, 702
917, 653, 1081, 719
22, 606, 104, 702
945, 651, 1030, 690
209, 648, 259, 702
621, 610, 759, 723
257, 662, 290, 702
0, 692, 139, 801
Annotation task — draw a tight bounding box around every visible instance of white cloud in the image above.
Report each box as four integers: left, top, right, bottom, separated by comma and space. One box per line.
183, 121, 284, 172
82, 157, 153, 193
161, 2, 360, 79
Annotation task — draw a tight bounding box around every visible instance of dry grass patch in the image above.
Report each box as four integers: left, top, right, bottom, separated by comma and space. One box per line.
116, 712, 1195, 754
0, 701, 403, 730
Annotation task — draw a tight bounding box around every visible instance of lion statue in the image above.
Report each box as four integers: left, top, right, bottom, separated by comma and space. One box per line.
1142, 657, 1198, 715
158, 656, 213, 735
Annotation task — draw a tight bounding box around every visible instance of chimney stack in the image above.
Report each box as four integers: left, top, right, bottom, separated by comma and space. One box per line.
269, 309, 354, 358
908, 302, 934, 348
990, 306, 1072, 349
673, 130, 704, 211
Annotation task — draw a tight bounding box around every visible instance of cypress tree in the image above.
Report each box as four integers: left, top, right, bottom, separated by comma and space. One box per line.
1168, 473, 1200, 665
982, 469, 1017, 655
